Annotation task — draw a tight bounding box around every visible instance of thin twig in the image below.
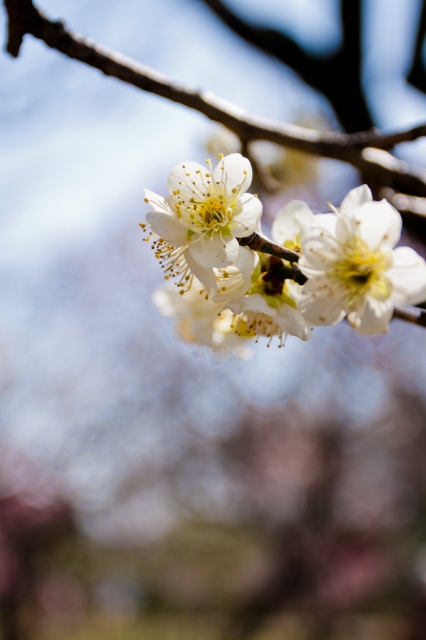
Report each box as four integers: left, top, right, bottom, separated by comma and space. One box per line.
393, 306, 426, 328
237, 233, 299, 263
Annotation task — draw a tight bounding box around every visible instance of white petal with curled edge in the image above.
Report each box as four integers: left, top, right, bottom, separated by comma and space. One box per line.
228, 293, 276, 316
351, 200, 402, 251
187, 233, 239, 268
299, 274, 347, 326
213, 153, 252, 196
275, 304, 311, 341
183, 249, 218, 291
234, 246, 258, 284
272, 201, 314, 245
144, 189, 172, 214
300, 213, 345, 270
347, 296, 393, 335
298, 255, 325, 279
340, 184, 373, 216
167, 161, 210, 199
146, 211, 188, 247
388, 246, 426, 306
230, 193, 262, 237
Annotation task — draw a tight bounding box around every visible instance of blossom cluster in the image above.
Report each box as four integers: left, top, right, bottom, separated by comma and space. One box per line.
141, 153, 426, 355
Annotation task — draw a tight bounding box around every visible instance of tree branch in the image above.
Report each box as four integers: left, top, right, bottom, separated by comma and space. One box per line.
407, 0, 426, 92
237, 233, 307, 285
393, 306, 426, 328
197, 0, 323, 88
199, 0, 373, 132
6, 0, 426, 245
4, 0, 426, 195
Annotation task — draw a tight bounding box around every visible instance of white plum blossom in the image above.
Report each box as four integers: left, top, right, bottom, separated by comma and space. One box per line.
229, 284, 311, 346
297, 185, 426, 335
142, 153, 262, 293
271, 199, 314, 252
152, 279, 252, 358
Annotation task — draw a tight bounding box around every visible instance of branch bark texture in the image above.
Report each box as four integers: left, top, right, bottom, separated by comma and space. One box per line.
4, 0, 426, 190
3, 0, 426, 328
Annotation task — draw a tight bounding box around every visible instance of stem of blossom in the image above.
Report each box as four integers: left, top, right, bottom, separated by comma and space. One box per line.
238, 232, 300, 262
278, 264, 308, 286
237, 233, 307, 284
392, 306, 426, 327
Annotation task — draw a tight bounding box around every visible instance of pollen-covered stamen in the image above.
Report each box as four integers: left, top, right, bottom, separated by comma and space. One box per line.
330, 237, 392, 306
168, 155, 251, 237
232, 311, 285, 347
142, 224, 191, 288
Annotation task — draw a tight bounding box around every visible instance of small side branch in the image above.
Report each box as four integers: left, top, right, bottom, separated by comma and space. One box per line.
3, 0, 38, 56
237, 233, 307, 285
393, 306, 426, 328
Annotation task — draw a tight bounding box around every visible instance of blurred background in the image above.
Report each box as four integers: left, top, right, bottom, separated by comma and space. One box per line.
2, 0, 426, 638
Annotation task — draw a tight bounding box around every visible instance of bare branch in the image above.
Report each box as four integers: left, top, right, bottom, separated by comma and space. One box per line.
199, 0, 372, 132
4, 0, 426, 196
393, 306, 426, 328
407, 0, 426, 92
237, 234, 307, 285
379, 187, 426, 236
197, 0, 322, 88
370, 123, 426, 149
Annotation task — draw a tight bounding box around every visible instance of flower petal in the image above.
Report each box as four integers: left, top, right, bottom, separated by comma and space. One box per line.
275, 304, 311, 341
146, 211, 188, 247
388, 246, 426, 306
144, 189, 172, 213
300, 213, 345, 270
187, 233, 239, 268
230, 193, 262, 237
152, 287, 181, 317
228, 293, 276, 316
184, 249, 218, 291
340, 184, 372, 216
167, 161, 210, 199
271, 201, 314, 245
347, 296, 393, 335
213, 153, 252, 197
234, 246, 258, 283
299, 274, 347, 326
351, 200, 402, 250
297, 256, 325, 279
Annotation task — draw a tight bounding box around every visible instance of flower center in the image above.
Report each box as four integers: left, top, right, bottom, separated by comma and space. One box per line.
233, 312, 285, 348
330, 237, 392, 305
172, 192, 234, 236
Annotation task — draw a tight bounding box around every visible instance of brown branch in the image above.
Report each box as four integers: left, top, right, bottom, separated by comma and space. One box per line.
370, 124, 426, 149
407, 0, 426, 93
237, 234, 307, 285
199, 0, 372, 132
393, 306, 426, 328
197, 0, 323, 89
358, 147, 426, 198
4, 1, 426, 201
238, 233, 299, 263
